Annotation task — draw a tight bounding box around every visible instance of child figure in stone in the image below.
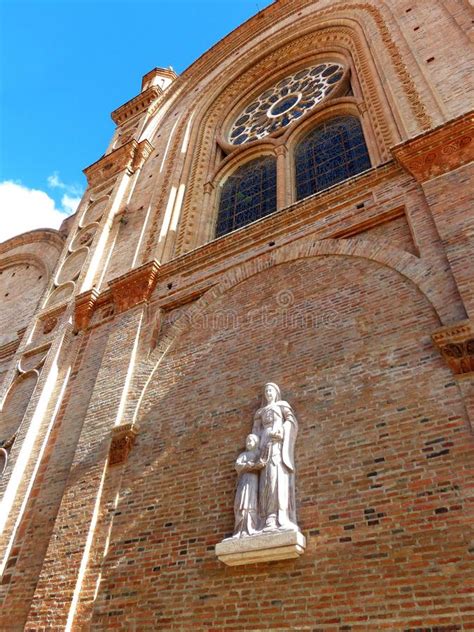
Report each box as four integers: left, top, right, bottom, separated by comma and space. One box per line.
233, 433, 263, 538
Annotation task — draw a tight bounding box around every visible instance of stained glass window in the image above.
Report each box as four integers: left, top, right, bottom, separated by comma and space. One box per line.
228, 63, 345, 145
216, 157, 277, 237
295, 116, 371, 200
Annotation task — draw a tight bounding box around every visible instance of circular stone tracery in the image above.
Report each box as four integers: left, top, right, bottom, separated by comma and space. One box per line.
228, 63, 344, 145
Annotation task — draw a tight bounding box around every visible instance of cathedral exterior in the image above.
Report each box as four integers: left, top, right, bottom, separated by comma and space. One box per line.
1, 1, 473, 629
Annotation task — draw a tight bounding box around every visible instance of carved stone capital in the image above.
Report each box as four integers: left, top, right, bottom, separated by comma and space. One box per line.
275, 144, 287, 157
83, 139, 154, 187
432, 319, 474, 375
393, 112, 474, 183
111, 86, 162, 126
108, 424, 139, 467
74, 288, 100, 332
109, 260, 160, 314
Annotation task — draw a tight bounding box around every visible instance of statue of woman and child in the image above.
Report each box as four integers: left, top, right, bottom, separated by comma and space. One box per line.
232, 382, 300, 537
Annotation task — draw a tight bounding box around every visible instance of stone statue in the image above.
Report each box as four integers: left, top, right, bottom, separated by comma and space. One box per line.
233, 433, 263, 537
231, 383, 300, 537
218, 384, 305, 563
252, 383, 299, 532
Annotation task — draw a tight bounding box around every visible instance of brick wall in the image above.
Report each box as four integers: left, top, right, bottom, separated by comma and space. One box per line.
0, 0, 473, 629
90, 256, 474, 630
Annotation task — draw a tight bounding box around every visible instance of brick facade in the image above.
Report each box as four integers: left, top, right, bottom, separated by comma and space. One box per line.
0, 1, 473, 630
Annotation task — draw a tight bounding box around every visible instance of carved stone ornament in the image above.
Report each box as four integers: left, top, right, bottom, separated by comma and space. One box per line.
216, 383, 306, 566
432, 319, 474, 376
0, 433, 16, 477
108, 423, 139, 467
109, 260, 160, 314
111, 86, 162, 126
393, 112, 473, 183
74, 288, 100, 333
83, 139, 153, 187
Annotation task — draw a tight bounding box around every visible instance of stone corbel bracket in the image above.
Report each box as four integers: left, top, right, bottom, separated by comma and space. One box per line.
74, 288, 100, 333
73, 260, 161, 331
83, 139, 153, 187
108, 423, 139, 467
109, 260, 161, 314
432, 319, 474, 376
392, 111, 473, 183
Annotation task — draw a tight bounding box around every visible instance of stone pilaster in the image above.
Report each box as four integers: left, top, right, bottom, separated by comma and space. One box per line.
394, 112, 474, 316
25, 305, 147, 629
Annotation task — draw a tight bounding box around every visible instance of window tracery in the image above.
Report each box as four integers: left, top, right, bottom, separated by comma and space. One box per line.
214, 58, 376, 238
294, 116, 371, 200
228, 63, 345, 145
216, 157, 277, 237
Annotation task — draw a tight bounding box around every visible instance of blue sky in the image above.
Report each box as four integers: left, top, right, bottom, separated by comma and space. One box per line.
0, 0, 272, 241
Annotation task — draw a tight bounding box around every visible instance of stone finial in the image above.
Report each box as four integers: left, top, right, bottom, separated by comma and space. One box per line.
141, 67, 178, 93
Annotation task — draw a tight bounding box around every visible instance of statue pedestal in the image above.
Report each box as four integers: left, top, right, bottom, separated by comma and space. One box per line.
215, 530, 306, 566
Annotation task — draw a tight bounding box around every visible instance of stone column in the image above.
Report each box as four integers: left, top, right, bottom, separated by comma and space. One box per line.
393, 113, 474, 317
276, 145, 290, 210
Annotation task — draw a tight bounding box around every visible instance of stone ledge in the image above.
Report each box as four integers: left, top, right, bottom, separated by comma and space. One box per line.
215, 530, 306, 566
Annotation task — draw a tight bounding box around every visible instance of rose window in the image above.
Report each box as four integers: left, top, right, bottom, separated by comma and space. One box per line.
228, 63, 345, 145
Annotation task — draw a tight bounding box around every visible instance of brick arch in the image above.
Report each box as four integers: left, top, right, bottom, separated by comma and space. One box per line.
0, 254, 51, 347
134, 237, 444, 425
171, 6, 439, 256
140, 3, 439, 261
0, 253, 48, 278
0, 371, 38, 440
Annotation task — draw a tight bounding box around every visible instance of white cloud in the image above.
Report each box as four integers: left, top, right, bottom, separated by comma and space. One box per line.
0, 181, 72, 243
61, 194, 81, 215
47, 172, 63, 189
47, 171, 82, 196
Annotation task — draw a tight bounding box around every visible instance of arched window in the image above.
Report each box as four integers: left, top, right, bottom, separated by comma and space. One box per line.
295, 116, 371, 201
216, 156, 277, 237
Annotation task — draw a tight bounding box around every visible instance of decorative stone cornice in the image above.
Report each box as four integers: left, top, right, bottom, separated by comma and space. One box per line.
74, 288, 100, 333
131, 140, 154, 172
108, 423, 139, 467
83, 139, 154, 187
393, 112, 473, 183
111, 86, 162, 126
432, 319, 474, 375
109, 260, 160, 314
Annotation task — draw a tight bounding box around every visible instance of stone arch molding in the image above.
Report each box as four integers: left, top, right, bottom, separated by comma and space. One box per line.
168, 3, 439, 255
133, 237, 445, 426
0, 253, 48, 279
137, 2, 440, 260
